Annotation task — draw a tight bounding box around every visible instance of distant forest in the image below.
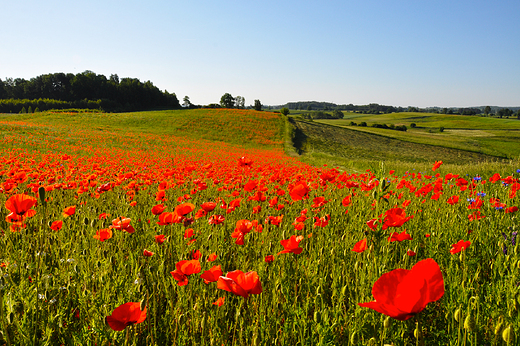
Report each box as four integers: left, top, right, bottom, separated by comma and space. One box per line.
0, 71, 180, 113
282, 101, 520, 116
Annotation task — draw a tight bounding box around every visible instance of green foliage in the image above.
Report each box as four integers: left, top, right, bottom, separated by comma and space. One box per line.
220, 93, 235, 108
410, 123, 416, 128
0, 71, 180, 112
280, 107, 290, 116
254, 100, 262, 111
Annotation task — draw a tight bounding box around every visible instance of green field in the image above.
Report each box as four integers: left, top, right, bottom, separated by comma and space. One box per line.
0, 109, 519, 345
312, 112, 520, 159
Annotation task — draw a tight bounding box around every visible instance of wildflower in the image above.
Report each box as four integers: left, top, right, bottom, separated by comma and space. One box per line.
450, 240, 471, 254
106, 302, 147, 331
155, 234, 166, 244
277, 235, 304, 255
200, 265, 223, 284
63, 206, 76, 217
358, 258, 444, 320
217, 270, 263, 298
352, 239, 368, 253
170, 260, 201, 286
50, 220, 63, 231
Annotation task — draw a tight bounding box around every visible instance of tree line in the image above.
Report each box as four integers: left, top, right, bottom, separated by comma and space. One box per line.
0, 71, 180, 113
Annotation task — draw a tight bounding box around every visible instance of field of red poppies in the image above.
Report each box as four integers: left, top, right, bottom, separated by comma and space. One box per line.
0, 109, 519, 345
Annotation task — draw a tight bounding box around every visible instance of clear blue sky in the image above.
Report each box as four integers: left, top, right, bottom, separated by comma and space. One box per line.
2, 0, 519, 107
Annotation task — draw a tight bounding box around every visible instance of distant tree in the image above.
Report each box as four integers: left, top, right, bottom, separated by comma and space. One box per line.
359, 121, 367, 127
183, 96, 191, 108
484, 106, 491, 116
442, 108, 448, 114
220, 93, 235, 108
332, 109, 344, 119
254, 99, 262, 111
516, 110, 520, 120
307, 105, 312, 111
280, 107, 290, 116
439, 126, 445, 132
497, 108, 513, 118
410, 123, 416, 128
235, 96, 245, 109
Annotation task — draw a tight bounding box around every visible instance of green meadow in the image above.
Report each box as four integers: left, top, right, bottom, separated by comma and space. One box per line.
0, 109, 519, 345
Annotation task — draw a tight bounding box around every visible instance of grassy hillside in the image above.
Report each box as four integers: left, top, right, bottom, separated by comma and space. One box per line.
0, 109, 285, 152
314, 112, 520, 159
286, 117, 517, 174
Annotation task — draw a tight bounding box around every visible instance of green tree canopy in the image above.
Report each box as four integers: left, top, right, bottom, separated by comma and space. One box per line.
220, 93, 235, 108
254, 99, 262, 111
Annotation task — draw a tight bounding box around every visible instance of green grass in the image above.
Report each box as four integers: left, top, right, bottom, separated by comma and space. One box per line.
0, 109, 519, 345
308, 112, 520, 159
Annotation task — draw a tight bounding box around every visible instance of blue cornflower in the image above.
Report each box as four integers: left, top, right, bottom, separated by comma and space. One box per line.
476, 192, 486, 197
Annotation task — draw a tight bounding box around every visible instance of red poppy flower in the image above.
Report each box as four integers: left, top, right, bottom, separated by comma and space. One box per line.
289, 183, 310, 201
265, 255, 274, 263
238, 156, 253, 166
110, 217, 135, 233
201, 202, 216, 212
313, 214, 330, 227
231, 219, 253, 245
200, 265, 223, 284
277, 235, 304, 255
50, 220, 63, 231
432, 161, 443, 171
191, 249, 202, 260
93, 228, 113, 242
352, 239, 367, 253
388, 230, 413, 242
342, 195, 352, 207
98, 212, 110, 220
446, 196, 459, 205
5, 194, 37, 222
143, 249, 154, 257
106, 302, 147, 331
170, 260, 201, 286
184, 228, 194, 239
450, 240, 471, 254
208, 214, 225, 225
358, 258, 445, 321
207, 253, 217, 262
63, 205, 76, 217
155, 234, 166, 244
407, 249, 416, 256
217, 270, 263, 298
157, 212, 182, 225
382, 208, 413, 230
174, 203, 195, 216
213, 297, 225, 307
151, 203, 166, 215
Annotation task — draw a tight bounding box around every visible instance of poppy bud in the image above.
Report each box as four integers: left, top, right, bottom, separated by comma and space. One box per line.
350, 331, 357, 344
454, 308, 461, 322
38, 187, 46, 205
414, 324, 422, 339
341, 285, 347, 297
464, 314, 476, 332
495, 318, 503, 335
140, 299, 146, 311
502, 325, 513, 344
314, 310, 321, 324
384, 316, 391, 329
